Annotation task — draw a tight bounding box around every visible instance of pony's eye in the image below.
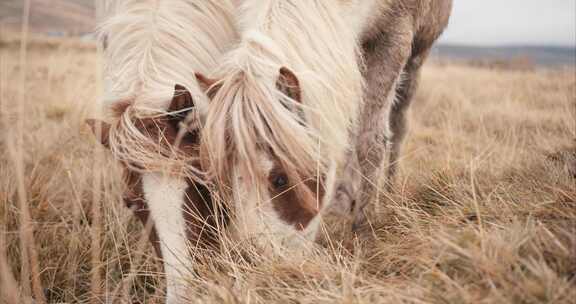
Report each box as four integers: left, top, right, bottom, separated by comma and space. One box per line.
271, 173, 288, 189
180, 129, 198, 144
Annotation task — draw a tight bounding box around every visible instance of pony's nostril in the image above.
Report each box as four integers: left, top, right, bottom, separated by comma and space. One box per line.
349, 199, 356, 213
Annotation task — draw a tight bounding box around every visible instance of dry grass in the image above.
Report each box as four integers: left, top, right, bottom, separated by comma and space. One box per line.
1, 33, 575, 304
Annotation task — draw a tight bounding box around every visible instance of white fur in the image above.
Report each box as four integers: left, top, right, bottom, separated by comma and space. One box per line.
98, 2, 237, 302
141, 173, 189, 304
228, 151, 338, 253
337, 0, 383, 35
203, 0, 384, 247
99, 0, 237, 113
99, 4, 391, 301
229, 154, 288, 252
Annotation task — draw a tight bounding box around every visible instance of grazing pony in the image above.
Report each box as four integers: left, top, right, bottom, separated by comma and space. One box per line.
89, 0, 236, 302
88, 0, 452, 302
198, 0, 363, 250
198, 0, 453, 246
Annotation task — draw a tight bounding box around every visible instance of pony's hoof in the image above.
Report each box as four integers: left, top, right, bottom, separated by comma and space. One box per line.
326, 183, 358, 216
351, 209, 367, 232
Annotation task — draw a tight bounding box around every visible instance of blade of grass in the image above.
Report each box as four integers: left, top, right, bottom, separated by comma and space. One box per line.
12, 0, 46, 302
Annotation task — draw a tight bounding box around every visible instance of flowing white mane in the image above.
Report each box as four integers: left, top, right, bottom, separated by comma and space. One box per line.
95, 3, 239, 300
202, 0, 364, 183
98, 0, 237, 113
97, 0, 237, 178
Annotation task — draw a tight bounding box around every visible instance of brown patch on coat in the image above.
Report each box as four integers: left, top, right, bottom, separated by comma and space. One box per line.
182, 181, 229, 250
268, 160, 325, 230
122, 170, 163, 257
130, 85, 200, 156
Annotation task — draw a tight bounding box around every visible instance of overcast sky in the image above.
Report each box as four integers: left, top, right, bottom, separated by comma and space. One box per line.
439, 0, 576, 46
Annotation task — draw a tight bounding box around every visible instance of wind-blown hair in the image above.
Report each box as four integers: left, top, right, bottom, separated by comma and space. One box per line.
107, 103, 206, 178
201, 49, 320, 186
201, 0, 364, 189
97, 0, 237, 179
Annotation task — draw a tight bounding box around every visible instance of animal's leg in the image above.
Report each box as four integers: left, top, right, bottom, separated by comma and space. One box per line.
141, 173, 192, 304
352, 25, 413, 229
330, 150, 362, 216
385, 51, 428, 186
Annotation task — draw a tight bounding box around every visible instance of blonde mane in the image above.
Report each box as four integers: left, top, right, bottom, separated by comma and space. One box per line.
97, 0, 237, 179
202, 0, 364, 186
99, 0, 237, 109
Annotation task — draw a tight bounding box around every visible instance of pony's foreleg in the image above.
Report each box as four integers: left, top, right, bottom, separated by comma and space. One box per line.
386, 50, 429, 184
141, 173, 193, 304
352, 25, 414, 229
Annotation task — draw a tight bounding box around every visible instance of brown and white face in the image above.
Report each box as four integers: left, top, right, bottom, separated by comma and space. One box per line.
229, 150, 326, 252
87, 85, 221, 302
198, 68, 327, 252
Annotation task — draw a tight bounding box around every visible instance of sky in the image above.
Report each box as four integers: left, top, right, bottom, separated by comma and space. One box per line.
439, 0, 576, 46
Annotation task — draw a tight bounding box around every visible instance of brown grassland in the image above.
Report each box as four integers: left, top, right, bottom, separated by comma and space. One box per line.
1, 33, 575, 304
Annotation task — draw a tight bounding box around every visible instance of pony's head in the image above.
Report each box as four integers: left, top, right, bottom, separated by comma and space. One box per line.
199, 67, 331, 252
87, 85, 223, 254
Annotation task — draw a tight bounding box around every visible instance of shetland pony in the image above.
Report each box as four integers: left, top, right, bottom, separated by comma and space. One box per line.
198, 0, 363, 251
88, 0, 452, 302
197, 0, 453, 247
88, 86, 224, 303
88, 0, 236, 302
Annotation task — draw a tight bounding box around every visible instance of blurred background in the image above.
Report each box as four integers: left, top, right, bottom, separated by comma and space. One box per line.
1, 0, 575, 67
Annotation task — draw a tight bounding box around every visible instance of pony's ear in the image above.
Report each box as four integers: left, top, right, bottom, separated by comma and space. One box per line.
86, 119, 111, 148
276, 67, 301, 103
195, 72, 217, 91
195, 72, 221, 98
169, 84, 195, 115
168, 85, 202, 145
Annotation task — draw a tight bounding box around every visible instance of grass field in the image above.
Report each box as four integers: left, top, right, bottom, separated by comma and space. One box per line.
1, 34, 575, 304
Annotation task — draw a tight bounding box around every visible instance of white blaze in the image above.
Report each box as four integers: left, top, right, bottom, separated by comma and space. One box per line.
141, 173, 190, 303
229, 154, 337, 253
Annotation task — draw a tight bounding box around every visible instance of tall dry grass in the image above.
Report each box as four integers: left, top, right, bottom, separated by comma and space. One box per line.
0, 32, 575, 303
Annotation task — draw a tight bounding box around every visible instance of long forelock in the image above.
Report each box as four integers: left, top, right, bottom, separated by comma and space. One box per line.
201, 0, 364, 196
201, 71, 325, 191
108, 103, 206, 184
98, 0, 236, 112
98, 0, 236, 186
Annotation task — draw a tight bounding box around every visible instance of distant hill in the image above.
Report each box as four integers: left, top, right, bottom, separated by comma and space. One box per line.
0, 0, 95, 34
1, 1, 575, 67
434, 44, 576, 67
